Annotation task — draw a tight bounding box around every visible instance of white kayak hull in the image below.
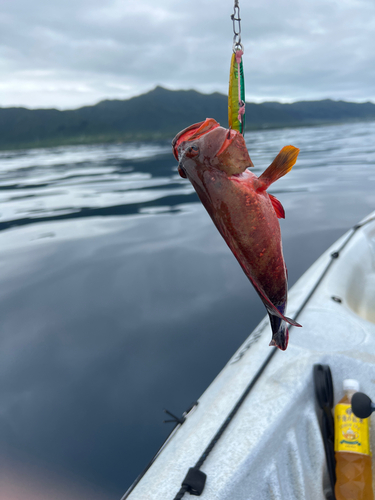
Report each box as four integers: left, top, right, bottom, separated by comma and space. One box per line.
124, 211, 375, 500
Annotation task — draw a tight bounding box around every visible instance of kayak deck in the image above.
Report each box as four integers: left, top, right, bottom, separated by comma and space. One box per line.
124, 211, 375, 500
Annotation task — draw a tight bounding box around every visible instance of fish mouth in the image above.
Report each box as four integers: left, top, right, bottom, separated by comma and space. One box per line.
172, 118, 220, 160
269, 317, 289, 351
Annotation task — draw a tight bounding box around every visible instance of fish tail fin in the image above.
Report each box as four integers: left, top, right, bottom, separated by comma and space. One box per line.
268, 312, 301, 351
259, 145, 300, 189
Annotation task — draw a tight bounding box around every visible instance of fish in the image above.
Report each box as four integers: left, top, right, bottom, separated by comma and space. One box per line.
172, 118, 301, 350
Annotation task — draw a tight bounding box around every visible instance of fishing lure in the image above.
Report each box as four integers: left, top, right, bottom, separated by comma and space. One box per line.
228, 50, 245, 135
228, 1, 245, 135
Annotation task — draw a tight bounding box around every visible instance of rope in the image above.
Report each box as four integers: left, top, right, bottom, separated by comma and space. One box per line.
194, 346, 277, 470
173, 485, 189, 500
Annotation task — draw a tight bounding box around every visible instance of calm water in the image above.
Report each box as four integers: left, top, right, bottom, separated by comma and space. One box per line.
1, 121, 375, 498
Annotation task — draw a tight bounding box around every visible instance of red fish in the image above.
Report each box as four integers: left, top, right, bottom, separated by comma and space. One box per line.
172, 118, 301, 350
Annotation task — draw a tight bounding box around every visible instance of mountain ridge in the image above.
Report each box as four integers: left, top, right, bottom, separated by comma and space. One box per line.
1, 86, 374, 151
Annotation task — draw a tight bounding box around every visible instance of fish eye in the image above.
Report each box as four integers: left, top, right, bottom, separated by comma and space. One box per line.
187, 144, 199, 157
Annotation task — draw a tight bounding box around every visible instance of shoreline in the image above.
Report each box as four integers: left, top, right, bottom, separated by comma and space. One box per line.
1, 118, 374, 153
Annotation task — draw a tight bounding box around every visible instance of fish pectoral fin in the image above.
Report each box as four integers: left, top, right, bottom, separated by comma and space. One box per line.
283, 315, 301, 327
258, 145, 300, 189
266, 304, 301, 327
269, 194, 285, 219
259, 288, 301, 327
245, 271, 302, 328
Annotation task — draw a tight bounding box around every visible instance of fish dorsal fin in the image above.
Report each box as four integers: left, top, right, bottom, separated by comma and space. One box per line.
269, 194, 285, 219
259, 145, 299, 189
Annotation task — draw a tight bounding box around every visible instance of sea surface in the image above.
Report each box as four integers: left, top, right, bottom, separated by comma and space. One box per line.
1, 121, 375, 499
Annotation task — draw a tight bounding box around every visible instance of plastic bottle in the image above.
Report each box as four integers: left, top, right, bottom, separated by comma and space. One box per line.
334, 379, 374, 500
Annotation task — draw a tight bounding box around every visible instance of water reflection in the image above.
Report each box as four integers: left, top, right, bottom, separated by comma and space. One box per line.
0, 121, 374, 232
0, 121, 374, 497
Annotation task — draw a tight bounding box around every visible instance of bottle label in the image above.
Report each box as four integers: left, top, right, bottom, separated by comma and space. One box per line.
334, 403, 371, 455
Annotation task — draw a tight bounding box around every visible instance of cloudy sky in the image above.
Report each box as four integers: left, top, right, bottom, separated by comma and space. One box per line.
0, 0, 374, 109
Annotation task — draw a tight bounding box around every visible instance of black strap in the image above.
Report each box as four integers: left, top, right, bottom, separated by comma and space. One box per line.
182, 468, 207, 496
313, 364, 336, 499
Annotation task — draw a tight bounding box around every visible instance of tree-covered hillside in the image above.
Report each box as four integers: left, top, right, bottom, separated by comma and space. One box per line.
0, 86, 374, 150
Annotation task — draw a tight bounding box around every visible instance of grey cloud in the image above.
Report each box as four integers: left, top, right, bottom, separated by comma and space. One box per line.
0, 0, 374, 107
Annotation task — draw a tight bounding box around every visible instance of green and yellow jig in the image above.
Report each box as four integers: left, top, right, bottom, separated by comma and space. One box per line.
228, 1, 245, 136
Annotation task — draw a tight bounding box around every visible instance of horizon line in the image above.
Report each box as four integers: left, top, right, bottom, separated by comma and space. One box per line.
1, 85, 374, 112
